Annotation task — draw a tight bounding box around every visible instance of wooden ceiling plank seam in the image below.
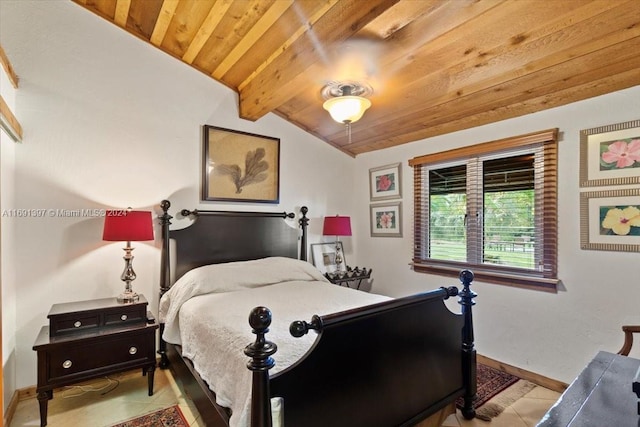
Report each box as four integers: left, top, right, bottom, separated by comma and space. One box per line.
336, 2, 640, 142
344, 38, 640, 149
373, 0, 623, 97
362, 0, 444, 39
114, 0, 132, 27
0, 44, 19, 89
237, 0, 338, 92
238, 0, 401, 120
212, 0, 293, 80
348, 68, 640, 155
182, 0, 233, 64
150, 0, 180, 46
161, 0, 217, 58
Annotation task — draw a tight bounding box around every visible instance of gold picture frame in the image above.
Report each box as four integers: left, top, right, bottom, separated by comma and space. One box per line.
579, 119, 640, 187
580, 188, 640, 252
202, 125, 280, 203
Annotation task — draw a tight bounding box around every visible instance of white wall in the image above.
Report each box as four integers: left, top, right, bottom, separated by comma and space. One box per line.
1, 35, 19, 412
353, 85, 640, 383
0, 0, 355, 390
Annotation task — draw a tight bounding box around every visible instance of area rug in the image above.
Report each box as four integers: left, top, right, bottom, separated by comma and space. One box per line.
456, 363, 536, 421
109, 405, 189, 427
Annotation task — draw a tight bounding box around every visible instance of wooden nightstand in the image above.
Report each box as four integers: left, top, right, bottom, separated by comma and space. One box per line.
33, 295, 158, 427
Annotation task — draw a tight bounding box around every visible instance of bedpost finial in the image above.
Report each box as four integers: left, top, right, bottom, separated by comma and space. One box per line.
300, 206, 308, 215
161, 199, 171, 212
248, 306, 272, 331
459, 269, 474, 286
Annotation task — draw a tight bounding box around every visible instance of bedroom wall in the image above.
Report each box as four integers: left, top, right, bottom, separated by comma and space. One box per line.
353, 85, 640, 384
1, 46, 19, 413
0, 0, 355, 390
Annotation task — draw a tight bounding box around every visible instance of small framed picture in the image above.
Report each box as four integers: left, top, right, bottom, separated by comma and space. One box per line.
580, 188, 640, 252
369, 163, 402, 201
202, 125, 280, 203
311, 242, 346, 274
370, 202, 402, 237
579, 119, 640, 187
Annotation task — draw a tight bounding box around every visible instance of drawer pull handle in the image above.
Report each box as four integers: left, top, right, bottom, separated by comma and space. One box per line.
120, 314, 128, 321
129, 347, 137, 355
74, 321, 82, 328
62, 360, 72, 369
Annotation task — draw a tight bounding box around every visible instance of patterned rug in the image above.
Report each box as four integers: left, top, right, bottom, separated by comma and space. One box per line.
110, 405, 189, 427
457, 363, 536, 421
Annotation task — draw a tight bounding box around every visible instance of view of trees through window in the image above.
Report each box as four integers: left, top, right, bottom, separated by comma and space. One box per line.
428, 155, 536, 270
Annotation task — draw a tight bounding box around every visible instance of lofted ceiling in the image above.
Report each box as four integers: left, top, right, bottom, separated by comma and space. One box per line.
72, 0, 640, 157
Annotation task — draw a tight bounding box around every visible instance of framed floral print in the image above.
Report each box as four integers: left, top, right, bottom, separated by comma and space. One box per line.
370, 202, 402, 237
580, 188, 640, 252
202, 125, 280, 203
369, 163, 402, 201
579, 119, 640, 187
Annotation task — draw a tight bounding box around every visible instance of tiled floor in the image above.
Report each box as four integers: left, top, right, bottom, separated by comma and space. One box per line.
9, 368, 560, 427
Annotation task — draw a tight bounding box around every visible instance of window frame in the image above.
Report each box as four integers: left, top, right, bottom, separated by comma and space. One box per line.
409, 129, 559, 292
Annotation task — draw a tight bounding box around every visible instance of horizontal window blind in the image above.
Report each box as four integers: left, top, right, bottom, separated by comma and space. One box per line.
411, 129, 558, 291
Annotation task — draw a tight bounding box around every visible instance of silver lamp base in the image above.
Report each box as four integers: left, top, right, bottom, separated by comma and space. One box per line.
117, 290, 139, 304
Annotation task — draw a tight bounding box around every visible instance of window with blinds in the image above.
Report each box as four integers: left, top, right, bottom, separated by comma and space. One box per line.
410, 129, 559, 291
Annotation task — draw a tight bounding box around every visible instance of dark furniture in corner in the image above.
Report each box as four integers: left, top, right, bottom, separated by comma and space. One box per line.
33, 295, 158, 427
538, 351, 640, 426
157, 200, 477, 427
324, 266, 372, 289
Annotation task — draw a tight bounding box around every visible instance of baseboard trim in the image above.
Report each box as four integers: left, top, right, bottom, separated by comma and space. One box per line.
478, 354, 568, 393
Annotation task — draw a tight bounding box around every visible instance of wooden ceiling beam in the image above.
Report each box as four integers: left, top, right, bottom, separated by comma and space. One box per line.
182, 0, 233, 64
150, 0, 179, 46
237, 0, 400, 121
114, 0, 131, 27
212, 0, 293, 79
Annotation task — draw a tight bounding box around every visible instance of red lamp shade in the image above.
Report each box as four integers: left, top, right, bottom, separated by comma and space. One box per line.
322, 215, 352, 236
102, 210, 154, 242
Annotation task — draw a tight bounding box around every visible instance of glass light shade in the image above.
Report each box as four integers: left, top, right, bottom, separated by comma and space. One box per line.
323, 96, 371, 124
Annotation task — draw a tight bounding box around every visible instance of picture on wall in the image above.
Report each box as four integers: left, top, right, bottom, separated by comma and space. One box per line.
311, 242, 346, 274
370, 202, 402, 237
580, 188, 640, 252
202, 125, 280, 203
369, 163, 402, 201
579, 119, 640, 187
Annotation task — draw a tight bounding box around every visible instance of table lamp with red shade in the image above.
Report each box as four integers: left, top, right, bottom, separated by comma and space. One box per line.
322, 215, 352, 273
102, 209, 154, 303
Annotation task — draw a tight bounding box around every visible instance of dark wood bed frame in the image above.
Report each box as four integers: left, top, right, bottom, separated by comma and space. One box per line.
157, 199, 477, 427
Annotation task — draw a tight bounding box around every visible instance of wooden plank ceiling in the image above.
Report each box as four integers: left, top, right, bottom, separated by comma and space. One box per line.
72, 0, 640, 156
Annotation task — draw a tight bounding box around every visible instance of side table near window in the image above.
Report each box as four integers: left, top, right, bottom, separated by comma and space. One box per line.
32, 295, 158, 427
325, 266, 372, 290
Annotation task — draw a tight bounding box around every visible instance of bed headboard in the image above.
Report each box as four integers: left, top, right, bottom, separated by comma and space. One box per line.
158, 200, 308, 296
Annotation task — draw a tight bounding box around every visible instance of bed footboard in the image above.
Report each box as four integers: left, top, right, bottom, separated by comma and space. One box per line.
246, 270, 477, 427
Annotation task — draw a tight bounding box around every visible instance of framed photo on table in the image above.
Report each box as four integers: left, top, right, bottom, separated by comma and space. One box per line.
580, 188, 640, 252
369, 163, 402, 201
579, 119, 640, 187
311, 242, 346, 274
202, 125, 280, 203
370, 202, 402, 237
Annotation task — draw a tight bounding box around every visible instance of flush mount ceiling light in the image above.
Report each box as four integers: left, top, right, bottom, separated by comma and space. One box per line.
322, 82, 373, 123
322, 82, 372, 144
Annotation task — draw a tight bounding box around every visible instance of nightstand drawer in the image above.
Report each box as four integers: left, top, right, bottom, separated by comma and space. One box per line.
47, 329, 154, 381
51, 314, 100, 335
48, 295, 148, 337
104, 305, 146, 326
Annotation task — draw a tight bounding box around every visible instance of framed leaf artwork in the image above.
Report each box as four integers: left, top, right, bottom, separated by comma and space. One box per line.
202, 125, 280, 203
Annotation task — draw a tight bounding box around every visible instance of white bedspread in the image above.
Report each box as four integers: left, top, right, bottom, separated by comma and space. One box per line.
158, 257, 390, 427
